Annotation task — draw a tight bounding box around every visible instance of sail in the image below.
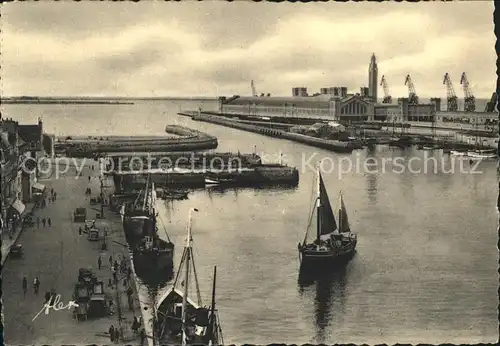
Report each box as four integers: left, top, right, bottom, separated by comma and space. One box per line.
319, 173, 337, 235
338, 195, 350, 233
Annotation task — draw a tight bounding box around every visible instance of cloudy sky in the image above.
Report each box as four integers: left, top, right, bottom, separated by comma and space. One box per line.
1, 1, 496, 98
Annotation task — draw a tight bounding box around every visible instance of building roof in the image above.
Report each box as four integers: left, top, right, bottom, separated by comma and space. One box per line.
226, 95, 335, 109
225, 94, 376, 109
17, 124, 41, 144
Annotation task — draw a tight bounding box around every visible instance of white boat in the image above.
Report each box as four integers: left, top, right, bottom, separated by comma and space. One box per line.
450, 150, 468, 157
466, 149, 497, 159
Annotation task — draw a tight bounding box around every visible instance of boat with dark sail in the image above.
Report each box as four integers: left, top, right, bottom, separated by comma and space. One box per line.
298, 167, 357, 271
154, 208, 223, 346
132, 175, 175, 283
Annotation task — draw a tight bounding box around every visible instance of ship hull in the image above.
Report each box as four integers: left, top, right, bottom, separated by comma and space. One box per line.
122, 217, 145, 246
299, 239, 357, 270
133, 247, 174, 283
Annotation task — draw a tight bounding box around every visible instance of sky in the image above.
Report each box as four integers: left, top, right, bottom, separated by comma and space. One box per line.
1, 1, 497, 98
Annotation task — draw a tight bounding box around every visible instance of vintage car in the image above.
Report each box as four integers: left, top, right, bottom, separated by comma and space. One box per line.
74, 207, 87, 222
87, 228, 100, 241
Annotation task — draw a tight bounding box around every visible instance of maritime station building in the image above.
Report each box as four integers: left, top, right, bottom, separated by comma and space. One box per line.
220, 94, 418, 123
221, 54, 438, 123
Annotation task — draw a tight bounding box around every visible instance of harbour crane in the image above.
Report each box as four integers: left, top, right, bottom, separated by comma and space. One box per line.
380, 75, 392, 104
460, 72, 476, 112
442, 73, 458, 112
404, 74, 419, 104
251, 80, 257, 97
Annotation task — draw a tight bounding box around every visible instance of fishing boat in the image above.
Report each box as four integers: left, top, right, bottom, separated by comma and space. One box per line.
466, 148, 497, 159
298, 167, 357, 270
121, 188, 154, 246
132, 175, 175, 283
154, 208, 223, 346
450, 149, 468, 157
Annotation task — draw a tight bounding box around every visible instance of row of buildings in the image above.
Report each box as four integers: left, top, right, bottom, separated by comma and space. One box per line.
0, 117, 53, 234
291, 54, 379, 101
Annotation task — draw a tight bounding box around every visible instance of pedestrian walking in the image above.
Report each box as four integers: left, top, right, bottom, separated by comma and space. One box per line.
51, 188, 54, 196
54, 192, 57, 201
44, 291, 51, 304
88, 176, 91, 182
42, 218, 46, 227
132, 316, 139, 334
22, 277, 28, 298
47, 218, 51, 227
36, 217, 40, 228
112, 271, 117, 283
140, 328, 146, 346
98, 256, 102, 270
114, 328, 120, 343
109, 325, 115, 343
108, 254, 113, 267
79, 226, 82, 235
33, 276, 40, 295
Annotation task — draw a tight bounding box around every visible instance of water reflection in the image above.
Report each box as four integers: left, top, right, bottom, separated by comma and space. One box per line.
365, 147, 378, 204
298, 262, 350, 343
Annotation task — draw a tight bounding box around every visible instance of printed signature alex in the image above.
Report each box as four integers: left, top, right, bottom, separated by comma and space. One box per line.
32, 294, 79, 322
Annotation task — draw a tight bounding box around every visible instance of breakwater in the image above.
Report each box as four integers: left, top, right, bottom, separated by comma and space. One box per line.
112, 164, 299, 191
55, 125, 218, 157
180, 111, 353, 153
106, 151, 262, 171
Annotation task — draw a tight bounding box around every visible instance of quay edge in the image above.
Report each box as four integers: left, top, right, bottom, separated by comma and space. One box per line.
180, 111, 353, 154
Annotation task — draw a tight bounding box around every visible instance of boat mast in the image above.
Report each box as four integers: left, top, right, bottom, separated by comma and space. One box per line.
181, 207, 197, 346
316, 164, 322, 241
208, 266, 217, 345
338, 193, 342, 232
142, 174, 150, 211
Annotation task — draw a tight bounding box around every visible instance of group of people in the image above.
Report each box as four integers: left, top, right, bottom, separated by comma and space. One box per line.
108, 322, 146, 345
21, 276, 41, 297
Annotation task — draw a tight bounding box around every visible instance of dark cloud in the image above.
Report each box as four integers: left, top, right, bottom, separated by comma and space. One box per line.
1, 1, 495, 97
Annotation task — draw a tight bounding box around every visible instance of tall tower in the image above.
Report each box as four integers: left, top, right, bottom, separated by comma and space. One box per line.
368, 53, 378, 103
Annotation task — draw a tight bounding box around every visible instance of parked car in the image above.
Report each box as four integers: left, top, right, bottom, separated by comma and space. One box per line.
74, 208, 87, 222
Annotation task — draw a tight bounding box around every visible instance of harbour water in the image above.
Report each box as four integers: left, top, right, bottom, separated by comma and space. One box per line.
2, 100, 498, 344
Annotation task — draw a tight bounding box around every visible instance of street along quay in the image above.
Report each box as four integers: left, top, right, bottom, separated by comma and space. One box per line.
2, 159, 145, 345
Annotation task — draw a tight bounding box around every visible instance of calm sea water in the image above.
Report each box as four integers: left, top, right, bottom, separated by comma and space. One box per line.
2, 100, 498, 344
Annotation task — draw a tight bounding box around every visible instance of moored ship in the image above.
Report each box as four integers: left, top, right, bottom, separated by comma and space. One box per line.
124, 175, 175, 283
153, 208, 223, 346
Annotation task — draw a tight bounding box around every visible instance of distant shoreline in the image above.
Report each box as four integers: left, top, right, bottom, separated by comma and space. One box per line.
1, 96, 220, 105
1, 100, 135, 105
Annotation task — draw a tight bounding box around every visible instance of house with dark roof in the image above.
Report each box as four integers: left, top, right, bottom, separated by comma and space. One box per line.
17, 118, 43, 153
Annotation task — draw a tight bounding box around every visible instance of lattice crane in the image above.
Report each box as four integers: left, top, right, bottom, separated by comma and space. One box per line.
442, 73, 458, 111
251, 80, 257, 97
380, 75, 392, 104
404, 74, 419, 104
460, 72, 476, 112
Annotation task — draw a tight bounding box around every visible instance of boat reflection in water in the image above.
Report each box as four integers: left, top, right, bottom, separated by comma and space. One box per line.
298, 263, 350, 344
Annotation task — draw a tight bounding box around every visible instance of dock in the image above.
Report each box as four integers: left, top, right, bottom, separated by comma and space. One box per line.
179, 111, 353, 153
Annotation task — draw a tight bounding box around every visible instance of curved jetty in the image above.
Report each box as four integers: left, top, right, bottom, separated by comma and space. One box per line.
55, 126, 218, 157
180, 111, 353, 153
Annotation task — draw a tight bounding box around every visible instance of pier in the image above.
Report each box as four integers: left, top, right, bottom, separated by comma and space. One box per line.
179, 111, 353, 153
55, 125, 218, 157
